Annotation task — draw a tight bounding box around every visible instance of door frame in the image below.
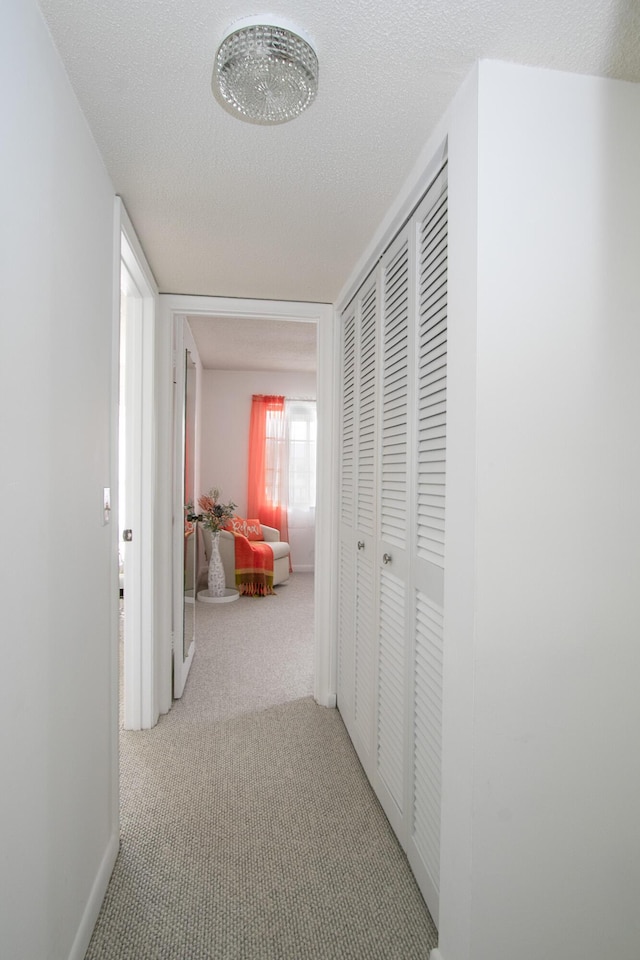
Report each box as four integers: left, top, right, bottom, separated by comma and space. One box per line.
160, 294, 339, 708
115, 199, 159, 729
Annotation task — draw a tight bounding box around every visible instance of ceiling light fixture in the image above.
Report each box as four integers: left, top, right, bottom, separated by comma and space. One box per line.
212, 18, 318, 125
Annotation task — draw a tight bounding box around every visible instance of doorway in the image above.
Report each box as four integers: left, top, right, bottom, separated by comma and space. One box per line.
172, 314, 319, 699
163, 295, 337, 709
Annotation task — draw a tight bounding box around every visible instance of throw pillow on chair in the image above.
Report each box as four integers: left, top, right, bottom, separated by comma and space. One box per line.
245, 519, 263, 541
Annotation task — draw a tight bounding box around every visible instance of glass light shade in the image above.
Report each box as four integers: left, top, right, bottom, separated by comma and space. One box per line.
213, 24, 318, 125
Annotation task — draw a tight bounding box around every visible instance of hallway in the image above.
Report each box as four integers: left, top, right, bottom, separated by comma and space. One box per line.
86, 574, 437, 959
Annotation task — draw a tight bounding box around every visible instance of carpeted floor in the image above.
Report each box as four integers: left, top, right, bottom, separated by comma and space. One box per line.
86, 573, 438, 959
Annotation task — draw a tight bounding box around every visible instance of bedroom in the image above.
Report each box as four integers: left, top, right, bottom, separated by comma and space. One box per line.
181, 313, 319, 698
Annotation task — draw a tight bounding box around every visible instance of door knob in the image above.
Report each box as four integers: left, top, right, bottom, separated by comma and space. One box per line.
382, 553, 392, 564
357, 540, 365, 550
123, 529, 133, 542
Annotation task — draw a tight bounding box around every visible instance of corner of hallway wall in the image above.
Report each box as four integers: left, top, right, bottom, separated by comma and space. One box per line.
435, 61, 480, 960
436, 58, 640, 960
1, 1, 118, 957
470, 60, 640, 960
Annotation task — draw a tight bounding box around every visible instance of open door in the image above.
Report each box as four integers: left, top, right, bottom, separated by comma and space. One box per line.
172, 317, 198, 697
119, 222, 157, 729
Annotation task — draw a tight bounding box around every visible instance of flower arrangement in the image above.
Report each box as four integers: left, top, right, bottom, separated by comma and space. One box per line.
197, 488, 237, 533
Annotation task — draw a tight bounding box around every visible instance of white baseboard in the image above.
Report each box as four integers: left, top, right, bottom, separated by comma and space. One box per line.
68, 829, 119, 960
430, 950, 444, 960
314, 690, 337, 708
292, 564, 314, 573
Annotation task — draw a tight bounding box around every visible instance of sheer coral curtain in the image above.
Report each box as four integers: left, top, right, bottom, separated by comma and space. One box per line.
247, 395, 289, 545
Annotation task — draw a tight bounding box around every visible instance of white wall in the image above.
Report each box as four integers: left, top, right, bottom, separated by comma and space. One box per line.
200, 368, 317, 568
439, 61, 640, 960
0, 2, 118, 958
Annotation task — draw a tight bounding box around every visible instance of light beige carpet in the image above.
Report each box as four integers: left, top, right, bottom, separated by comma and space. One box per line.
86, 573, 438, 959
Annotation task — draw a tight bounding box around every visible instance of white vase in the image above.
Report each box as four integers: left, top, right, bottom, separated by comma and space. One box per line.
207, 531, 226, 597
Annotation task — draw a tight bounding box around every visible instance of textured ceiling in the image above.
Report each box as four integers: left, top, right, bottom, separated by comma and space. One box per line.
187, 316, 317, 372
39, 0, 640, 303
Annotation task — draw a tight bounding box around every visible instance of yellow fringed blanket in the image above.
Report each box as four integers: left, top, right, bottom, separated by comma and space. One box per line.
233, 532, 275, 596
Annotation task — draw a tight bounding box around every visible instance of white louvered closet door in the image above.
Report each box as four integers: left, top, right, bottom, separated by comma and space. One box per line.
335, 158, 448, 932
406, 165, 448, 926
375, 227, 413, 836
337, 304, 357, 730
337, 277, 379, 775
352, 280, 378, 773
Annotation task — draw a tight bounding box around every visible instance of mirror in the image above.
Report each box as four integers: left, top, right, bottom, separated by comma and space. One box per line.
183, 349, 197, 658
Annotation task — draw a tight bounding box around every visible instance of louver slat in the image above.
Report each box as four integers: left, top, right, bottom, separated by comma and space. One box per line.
377, 569, 406, 810
354, 552, 375, 745
337, 300, 358, 727
340, 308, 356, 527
381, 240, 409, 548
412, 591, 444, 892
416, 184, 447, 566
337, 538, 355, 716
357, 283, 377, 537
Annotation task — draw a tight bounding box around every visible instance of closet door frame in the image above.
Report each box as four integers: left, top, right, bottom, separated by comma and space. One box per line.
337, 302, 357, 733
405, 166, 449, 927
372, 223, 417, 842
351, 275, 380, 777
337, 275, 381, 779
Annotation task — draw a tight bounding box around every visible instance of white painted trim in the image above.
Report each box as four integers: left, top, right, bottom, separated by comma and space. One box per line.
109, 200, 122, 843
67, 829, 119, 960
118, 202, 159, 292
173, 619, 195, 700
155, 295, 175, 716
313, 304, 339, 707
160, 294, 337, 709
292, 564, 314, 573
172, 315, 201, 698
161, 294, 331, 320
118, 200, 160, 729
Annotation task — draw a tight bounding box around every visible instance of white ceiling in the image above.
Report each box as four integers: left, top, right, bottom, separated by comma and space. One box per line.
187, 315, 317, 371
39, 0, 640, 307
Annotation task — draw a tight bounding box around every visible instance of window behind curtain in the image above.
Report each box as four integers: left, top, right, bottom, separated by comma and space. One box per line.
264, 406, 288, 506
285, 399, 316, 569
286, 400, 316, 510
250, 396, 316, 568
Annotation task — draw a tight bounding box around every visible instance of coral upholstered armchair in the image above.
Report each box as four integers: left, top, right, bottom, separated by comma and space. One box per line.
200, 522, 290, 593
